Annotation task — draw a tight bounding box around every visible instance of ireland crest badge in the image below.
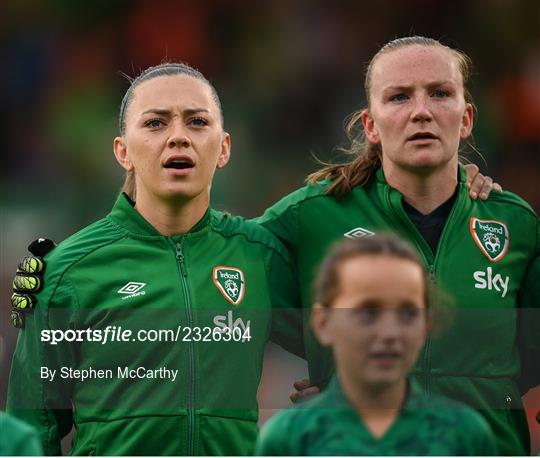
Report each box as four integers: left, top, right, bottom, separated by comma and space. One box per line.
213, 266, 246, 305
469, 218, 509, 262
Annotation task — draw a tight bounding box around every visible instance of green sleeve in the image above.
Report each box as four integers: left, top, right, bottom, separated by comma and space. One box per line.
474, 430, 499, 456
7, 277, 77, 455
256, 193, 305, 357
517, 253, 540, 394
255, 412, 298, 456
264, 243, 305, 358
255, 198, 300, 259
11, 428, 44, 456
463, 410, 499, 456
0, 412, 44, 456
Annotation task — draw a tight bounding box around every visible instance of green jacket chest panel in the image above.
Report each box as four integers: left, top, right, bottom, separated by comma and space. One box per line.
296, 184, 535, 309
9, 196, 299, 456
299, 413, 487, 456
258, 379, 496, 456
57, 232, 271, 413
290, 180, 537, 456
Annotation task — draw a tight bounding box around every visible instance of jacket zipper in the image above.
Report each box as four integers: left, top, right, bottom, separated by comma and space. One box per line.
423, 197, 461, 396
384, 185, 461, 397
423, 265, 436, 395
384, 187, 433, 394
169, 236, 195, 455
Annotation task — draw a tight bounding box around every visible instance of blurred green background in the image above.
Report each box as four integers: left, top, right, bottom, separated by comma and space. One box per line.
1, 0, 539, 451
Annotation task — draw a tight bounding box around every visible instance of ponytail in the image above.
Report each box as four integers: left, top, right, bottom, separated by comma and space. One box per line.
307, 109, 381, 197
120, 170, 136, 201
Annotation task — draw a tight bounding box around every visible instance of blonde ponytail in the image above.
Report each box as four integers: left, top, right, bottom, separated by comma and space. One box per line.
120, 170, 136, 201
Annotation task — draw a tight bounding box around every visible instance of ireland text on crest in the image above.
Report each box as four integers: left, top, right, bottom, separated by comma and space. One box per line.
212, 266, 246, 305
469, 218, 510, 262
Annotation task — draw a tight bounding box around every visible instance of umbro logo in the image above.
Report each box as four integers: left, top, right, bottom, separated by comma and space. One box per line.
344, 227, 375, 239
118, 282, 146, 300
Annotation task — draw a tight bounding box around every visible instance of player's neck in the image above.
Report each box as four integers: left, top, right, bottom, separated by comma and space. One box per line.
383, 161, 458, 215
340, 375, 406, 438
135, 189, 209, 236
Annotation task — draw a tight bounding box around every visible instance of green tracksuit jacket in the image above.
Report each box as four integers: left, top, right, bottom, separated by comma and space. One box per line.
257, 166, 540, 455
8, 193, 302, 456
255, 377, 498, 456
0, 412, 43, 456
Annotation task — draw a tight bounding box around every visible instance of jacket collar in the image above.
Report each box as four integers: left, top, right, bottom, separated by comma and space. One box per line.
372, 165, 469, 214
108, 193, 212, 239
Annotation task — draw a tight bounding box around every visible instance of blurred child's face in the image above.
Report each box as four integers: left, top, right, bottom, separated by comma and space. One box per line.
312, 255, 428, 391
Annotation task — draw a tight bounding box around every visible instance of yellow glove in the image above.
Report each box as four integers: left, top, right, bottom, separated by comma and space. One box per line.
10, 238, 56, 328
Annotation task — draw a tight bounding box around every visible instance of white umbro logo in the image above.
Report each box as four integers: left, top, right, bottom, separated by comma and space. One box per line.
118, 282, 146, 299
344, 227, 375, 239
